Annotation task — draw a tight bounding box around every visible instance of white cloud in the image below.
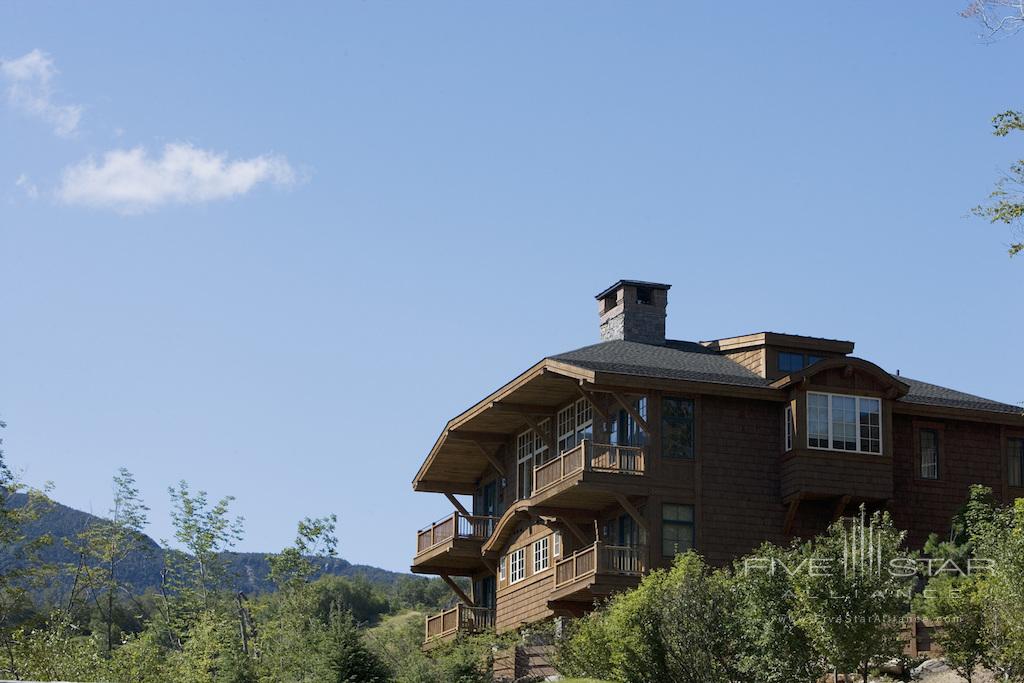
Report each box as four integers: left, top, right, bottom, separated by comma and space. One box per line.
57, 143, 297, 213
1, 49, 82, 137
15, 173, 39, 200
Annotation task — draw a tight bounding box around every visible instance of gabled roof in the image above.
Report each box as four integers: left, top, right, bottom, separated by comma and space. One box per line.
549, 339, 769, 388
548, 339, 1021, 417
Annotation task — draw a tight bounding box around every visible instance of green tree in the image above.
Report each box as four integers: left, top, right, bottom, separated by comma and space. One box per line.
734, 542, 826, 683
919, 575, 988, 683
169, 609, 255, 683
971, 111, 1024, 256
791, 508, 914, 683
67, 467, 151, 654
974, 498, 1024, 680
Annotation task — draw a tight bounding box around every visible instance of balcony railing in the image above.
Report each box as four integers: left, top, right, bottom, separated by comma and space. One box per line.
533, 440, 645, 495
416, 512, 498, 555
424, 603, 495, 642
554, 542, 647, 589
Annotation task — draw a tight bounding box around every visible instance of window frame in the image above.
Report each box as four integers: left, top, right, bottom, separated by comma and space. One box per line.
509, 548, 525, 584
661, 503, 695, 558
784, 405, 794, 452
918, 428, 940, 480
553, 531, 562, 558
557, 398, 594, 454
1009, 436, 1024, 488
498, 555, 506, 582
805, 391, 884, 455
661, 395, 695, 459
533, 537, 550, 573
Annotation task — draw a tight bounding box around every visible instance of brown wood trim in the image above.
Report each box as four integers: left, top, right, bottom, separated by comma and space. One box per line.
894, 402, 1024, 427
911, 420, 946, 483
611, 391, 652, 434
445, 493, 470, 517
613, 493, 650, 534
440, 573, 474, 606
586, 375, 786, 402
783, 496, 801, 535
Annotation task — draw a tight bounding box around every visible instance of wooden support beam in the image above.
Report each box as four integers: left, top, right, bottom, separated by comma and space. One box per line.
482, 558, 497, 575
445, 493, 470, 517
446, 430, 509, 444
613, 493, 650, 534
522, 415, 557, 455
472, 441, 506, 478
575, 383, 609, 423
783, 496, 801, 536
440, 573, 474, 607
490, 402, 553, 416
832, 495, 852, 522
559, 517, 589, 545
611, 391, 651, 434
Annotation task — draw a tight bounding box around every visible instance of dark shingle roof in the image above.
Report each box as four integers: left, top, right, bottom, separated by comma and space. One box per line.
549, 339, 770, 388
549, 339, 1022, 416
896, 376, 1022, 415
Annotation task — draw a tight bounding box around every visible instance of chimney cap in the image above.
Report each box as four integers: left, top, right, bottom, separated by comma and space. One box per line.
595, 280, 672, 300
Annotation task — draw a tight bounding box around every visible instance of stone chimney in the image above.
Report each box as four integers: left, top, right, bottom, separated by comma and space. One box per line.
596, 280, 671, 345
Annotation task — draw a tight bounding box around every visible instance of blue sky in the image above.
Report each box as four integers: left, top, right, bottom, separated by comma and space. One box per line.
0, 2, 1020, 573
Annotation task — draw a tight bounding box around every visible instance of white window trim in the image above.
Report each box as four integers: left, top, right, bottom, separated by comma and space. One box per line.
553, 531, 562, 558
784, 405, 793, 452
806, 391, 883, 455
533, 537, 550, 573
509, 548, 525, 584
498, 555, 506, 582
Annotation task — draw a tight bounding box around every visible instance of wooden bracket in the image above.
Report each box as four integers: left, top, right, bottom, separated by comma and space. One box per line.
611, 392, 651, 434
783, 496, 801, 536
440, 573, 474, 607
559, 517, 589, 545
482, 558, 497, 575
832, 495, 852, 522
445, 493, 470, 517
523, 415, 557, 454
613, 493, 649, 534
575, 383, 609, 423
472, 441, 507, 478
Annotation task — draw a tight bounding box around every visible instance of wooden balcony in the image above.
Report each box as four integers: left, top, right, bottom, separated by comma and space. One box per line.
531, 441, 646, 507
411, 512, 497, 576
424, 603, 495, 644
549, 542, 647, 604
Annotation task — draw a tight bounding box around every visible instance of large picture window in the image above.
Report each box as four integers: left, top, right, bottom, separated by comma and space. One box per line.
1010, 437, 1024, 488
806, 392, 882, 455
661, 397, 695, 459
661, 503, 694, 558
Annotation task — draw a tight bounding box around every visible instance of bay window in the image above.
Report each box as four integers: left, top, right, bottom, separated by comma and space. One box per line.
806, 392, 882, 455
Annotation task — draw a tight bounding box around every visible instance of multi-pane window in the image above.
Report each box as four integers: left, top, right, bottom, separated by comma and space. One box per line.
553, 532, 562, 558
785, 405, 794, 452
920, 429, 939, 480
1010, 438, 1024, 488
661, 397, 695, 458
533, 537, 550, 573
662, 504, 695, 558
806, 392, 883, 455
509, 548, 525, 584
557, 399, 594, 453
807, 393, 830, 448
498, 555, 506, 582
611, 396, 647, 447
516, 421, 550, 500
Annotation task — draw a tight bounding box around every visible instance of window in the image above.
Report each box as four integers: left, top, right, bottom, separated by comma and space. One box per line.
778, 352, 805, 373
785, 405, 793, 452
557, 399, 594, 453
516, 421, 551, 499
636, 287, 653, 305
661, 397, 695, 458
920, 429, 939, 480
509, 548, 525, 584
498, 555, 506, 582
662, 504, 694, 558
533, 537, 550, 573
807, 355, 824, 366
611, 396, 647, 447
1010, 438, 1024, 488
806, 392, 883, 455
553, 532, 562, 558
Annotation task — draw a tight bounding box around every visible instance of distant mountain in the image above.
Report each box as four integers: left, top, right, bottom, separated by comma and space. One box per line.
5, 493, 408, 595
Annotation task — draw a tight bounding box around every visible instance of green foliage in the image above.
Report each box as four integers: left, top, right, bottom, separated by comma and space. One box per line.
168, 609, 255, 683
791, 507, 913, 683
555, 610, 614, 681
733, 542, 826, 683
919, 575, 987, 683
972, 109, 1024, 256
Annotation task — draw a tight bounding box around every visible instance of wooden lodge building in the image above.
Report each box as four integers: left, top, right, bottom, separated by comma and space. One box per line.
412, 279, 1024, 644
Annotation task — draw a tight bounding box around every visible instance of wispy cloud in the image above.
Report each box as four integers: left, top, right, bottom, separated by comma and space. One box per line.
1, 49, 82, 137
57, 143, 297, 213
15, 174, 39, 200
